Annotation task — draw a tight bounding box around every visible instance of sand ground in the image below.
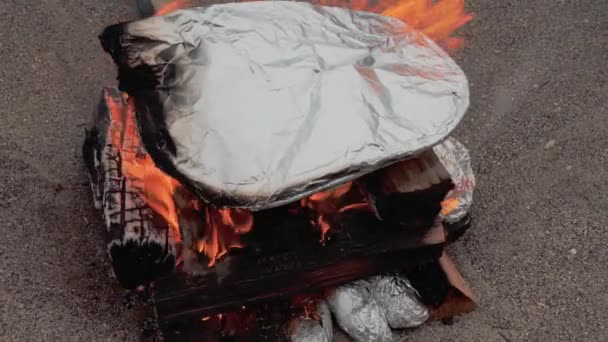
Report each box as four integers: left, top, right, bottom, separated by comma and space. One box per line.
1, 0, 607, 341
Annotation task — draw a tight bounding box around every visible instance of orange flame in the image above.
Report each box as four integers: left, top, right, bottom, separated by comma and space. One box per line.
197, 206, 253, 267
107, 94, 181, 243
300, 182, 360, 242
152, 0, 472, 50
108, 94, 253, 268
314, 0, 473, 50
385, 0, 473, 50
154, 0, 187, 16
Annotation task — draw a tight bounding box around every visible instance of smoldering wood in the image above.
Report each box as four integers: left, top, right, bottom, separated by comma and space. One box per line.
159, 254, 475, 342
154, 208, 446, 328
83, 88, 177, 289
360, 149, 455, 230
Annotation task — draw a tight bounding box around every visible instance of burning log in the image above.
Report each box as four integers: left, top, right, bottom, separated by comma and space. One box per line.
360, 150, 454, 230
83, 88, 180, 289
154, 210, 446, 328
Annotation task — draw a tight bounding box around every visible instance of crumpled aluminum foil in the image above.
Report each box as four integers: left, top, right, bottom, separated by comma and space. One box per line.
289, 300, 333, 342
369, 274, 429, 329
327, 280, 393, 342
100, 2, 469, 210
433, 137, 475, 223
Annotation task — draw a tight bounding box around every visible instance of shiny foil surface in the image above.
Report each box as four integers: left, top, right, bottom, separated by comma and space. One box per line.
100, 1, 469, 209
288, 300, 333, 342
327, 280, 393, 342
369, 274, 429, 329
434, 137, 475, 223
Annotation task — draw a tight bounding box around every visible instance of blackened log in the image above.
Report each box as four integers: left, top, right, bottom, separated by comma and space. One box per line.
360, 150, 454, 230
403, 259, 450, 308
404, 252, 475, 320
83, 87, 178, 289
154, 210, 446, 327
445, 214, 472, 243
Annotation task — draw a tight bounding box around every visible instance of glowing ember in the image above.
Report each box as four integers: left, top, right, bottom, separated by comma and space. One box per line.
197, 206, 254, 267
441, 197, 459, 216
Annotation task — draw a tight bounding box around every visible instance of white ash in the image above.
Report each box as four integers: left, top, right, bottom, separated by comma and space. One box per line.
327, 280, 393, 342
369, 275, 429, 329
289, 301, 333, 342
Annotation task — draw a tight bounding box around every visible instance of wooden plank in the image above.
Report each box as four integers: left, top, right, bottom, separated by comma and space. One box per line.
83, 88, 178, 289
155, 210, 446, 327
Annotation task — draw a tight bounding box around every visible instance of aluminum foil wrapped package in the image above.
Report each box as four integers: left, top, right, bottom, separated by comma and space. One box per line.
288, 300, 333, 342
369, 274, 429, 329
433, 137, 475, 223
100, 1, 469, 209
327, 280, 393, 342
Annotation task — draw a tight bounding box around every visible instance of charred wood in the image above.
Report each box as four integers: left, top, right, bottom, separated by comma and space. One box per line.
404, 259, 450, 308
427, 253, 476, 321
405, 252, 476, 320
83, 88, 178, 289
154, 209, 446, 327
445, 214, 472, 244
360, 150, 454, 230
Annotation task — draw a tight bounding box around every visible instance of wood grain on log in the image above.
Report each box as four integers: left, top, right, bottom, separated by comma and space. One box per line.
83, 87, 178, 289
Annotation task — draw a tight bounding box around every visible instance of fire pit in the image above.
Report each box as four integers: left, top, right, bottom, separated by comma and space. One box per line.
84, 1, 476, 341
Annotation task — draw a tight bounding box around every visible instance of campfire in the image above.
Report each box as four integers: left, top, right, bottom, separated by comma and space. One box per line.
85, 1, 476, 341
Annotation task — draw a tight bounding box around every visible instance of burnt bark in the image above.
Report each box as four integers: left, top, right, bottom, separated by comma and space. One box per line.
83, 88, 177, 289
